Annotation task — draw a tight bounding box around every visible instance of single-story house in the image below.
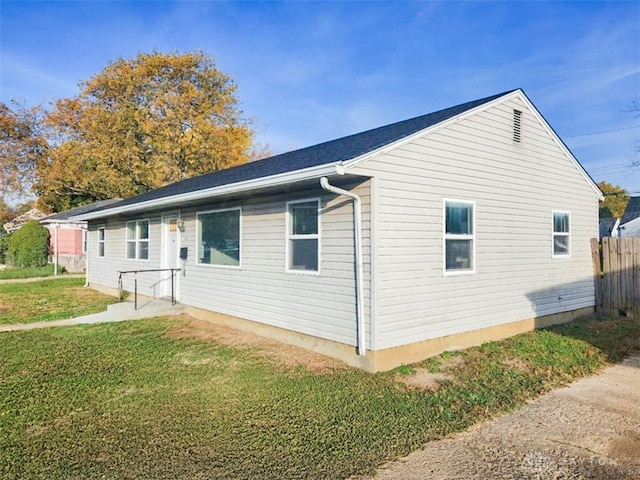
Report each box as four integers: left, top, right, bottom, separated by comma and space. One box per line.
74, 89, 602, 372
41, 200, 121, 273
618, 196, 640, 237
3, 208, 48, 234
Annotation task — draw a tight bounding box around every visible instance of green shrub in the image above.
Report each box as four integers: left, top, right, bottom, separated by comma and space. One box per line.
0, 233, 10, 264
5, 220, 50, 267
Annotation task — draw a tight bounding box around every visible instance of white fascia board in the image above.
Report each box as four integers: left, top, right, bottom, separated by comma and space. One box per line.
72, 163, 342, 221
341, 90, 522, 172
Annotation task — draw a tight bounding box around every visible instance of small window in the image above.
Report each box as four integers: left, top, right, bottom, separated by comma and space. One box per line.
197, 208, 241, 267
552, 211, 570, 257
444, 200, 475, 273
287, 199, 320, 272
513, 109, 522, 143
97, 227, 105, 257
126, 220, 149, 260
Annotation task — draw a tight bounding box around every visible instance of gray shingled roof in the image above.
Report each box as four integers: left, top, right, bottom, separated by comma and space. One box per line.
82, 90, 515, 216
621, 196, 640, 225
41, 199, 122, 222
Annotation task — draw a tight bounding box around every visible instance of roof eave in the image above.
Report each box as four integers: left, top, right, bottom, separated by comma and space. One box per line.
72, 162, 343, 221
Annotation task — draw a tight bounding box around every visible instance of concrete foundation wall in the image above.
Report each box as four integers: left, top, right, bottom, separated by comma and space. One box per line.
184, 303, 594, 372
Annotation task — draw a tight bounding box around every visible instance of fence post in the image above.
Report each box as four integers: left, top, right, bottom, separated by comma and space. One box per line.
590, 239, 602, 315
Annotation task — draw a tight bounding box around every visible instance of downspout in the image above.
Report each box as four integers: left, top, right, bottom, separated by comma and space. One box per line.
320, 177, 366, 356
84, 225, 90, 287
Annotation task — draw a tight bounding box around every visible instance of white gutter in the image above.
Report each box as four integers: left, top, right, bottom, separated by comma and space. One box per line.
84, 225, 90, 287
320, 177, 366, 356
72, 163, 341, 221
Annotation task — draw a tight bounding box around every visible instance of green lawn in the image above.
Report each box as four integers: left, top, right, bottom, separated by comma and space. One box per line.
1, 310, 638, 479
0, 264, 64, 280
0, 277, 116, 324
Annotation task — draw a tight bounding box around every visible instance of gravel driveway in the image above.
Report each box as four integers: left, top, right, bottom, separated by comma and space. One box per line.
361, 356, 640, 480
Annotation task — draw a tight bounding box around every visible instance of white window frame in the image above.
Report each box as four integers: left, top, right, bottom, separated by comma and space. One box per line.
286, 198, 321, 275
552, 210, 571, 258
97, 226, 105, 258
125, 219, 150, 261
443, 198, 476, 275
196, 207, 242, 269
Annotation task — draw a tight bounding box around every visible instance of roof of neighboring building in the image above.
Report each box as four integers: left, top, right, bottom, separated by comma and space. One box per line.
3, 208, 48, 234
599, 217, 619, 238
77, 90, 515, 218
41, 199, 122, 223
620, 196, 640, 225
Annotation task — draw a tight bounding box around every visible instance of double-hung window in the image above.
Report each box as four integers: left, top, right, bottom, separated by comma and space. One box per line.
97, 227, 105, 257
444, 199, 475, 273
287, 199, 320, 272
552, 211, 570, 257
197, 208, 241, 267
126, 220, 149, 260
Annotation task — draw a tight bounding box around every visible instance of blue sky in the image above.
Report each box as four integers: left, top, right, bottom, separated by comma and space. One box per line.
2, 1, 639, 194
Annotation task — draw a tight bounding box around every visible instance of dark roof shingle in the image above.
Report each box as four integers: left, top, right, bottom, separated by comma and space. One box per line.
92, 90, 515, 213
621, 196, 640, 225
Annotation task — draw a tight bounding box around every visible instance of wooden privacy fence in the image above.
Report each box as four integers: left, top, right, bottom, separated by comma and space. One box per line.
591, 237, 640, 318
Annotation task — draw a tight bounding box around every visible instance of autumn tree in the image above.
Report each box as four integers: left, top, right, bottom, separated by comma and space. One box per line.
597, 181, 629, 218
0, 101, 47, 202
28, 51, 253, 211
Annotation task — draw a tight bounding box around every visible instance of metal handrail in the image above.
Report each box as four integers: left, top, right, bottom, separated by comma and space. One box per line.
117, 268, 181, 309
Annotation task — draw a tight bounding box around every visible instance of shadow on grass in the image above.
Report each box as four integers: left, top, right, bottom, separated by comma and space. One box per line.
545, 314, 640, 365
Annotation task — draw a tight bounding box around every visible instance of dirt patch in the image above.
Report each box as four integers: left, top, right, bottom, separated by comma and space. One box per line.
165, 315, 349, 374
501, 357, 530, 371
608, 430, 640, 465
398, 369, 450, 390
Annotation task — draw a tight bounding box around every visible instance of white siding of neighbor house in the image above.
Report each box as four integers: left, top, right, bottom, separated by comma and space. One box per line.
351, 96, 600, 351
88, 181, 371, 348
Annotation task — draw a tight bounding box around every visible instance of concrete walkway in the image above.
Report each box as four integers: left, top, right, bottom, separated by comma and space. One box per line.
0, 274, 85, 284
0, 298, 186, 332
364, 355, 640, 479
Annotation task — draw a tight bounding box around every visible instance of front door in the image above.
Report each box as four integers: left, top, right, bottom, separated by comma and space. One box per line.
161, 213, 180, 299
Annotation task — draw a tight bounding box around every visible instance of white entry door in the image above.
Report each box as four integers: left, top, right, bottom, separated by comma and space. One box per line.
161, 213, 180, 299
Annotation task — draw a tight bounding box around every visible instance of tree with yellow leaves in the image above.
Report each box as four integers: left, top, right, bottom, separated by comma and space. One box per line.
2, 51, 254, 212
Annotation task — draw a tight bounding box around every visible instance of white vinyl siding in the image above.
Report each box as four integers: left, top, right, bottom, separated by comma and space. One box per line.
552, 211, 570, 257
197, 208, 241, 268
443, 199, 475, 274
351, 95, 599, 350
286, 198, 320, 273
87, 181, 371, 349
126, 220, 150, 260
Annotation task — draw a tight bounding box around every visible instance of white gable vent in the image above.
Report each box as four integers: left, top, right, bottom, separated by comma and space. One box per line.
513, 109, 522, 143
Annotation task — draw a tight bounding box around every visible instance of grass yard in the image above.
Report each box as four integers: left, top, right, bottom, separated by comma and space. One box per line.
0, 264, 63, 280
0, 277, 116, 324
1, 310, 639, 480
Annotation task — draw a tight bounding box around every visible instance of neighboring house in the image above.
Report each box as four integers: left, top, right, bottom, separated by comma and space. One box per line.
618, 196, 640, 237
73, 89, 602, 372
598, 217, 620, 239
41, 200, 121, 273
3, 208, 48, 234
